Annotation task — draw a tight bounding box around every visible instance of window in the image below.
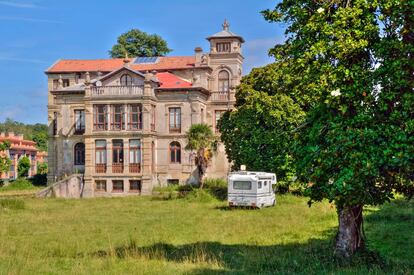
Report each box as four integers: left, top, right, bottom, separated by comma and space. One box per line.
120, 74, 133, 86
216, 42, 231, 53
170, 142, 181, 163
128, 104, 142, 130
74, 143, 85, 165
218, 70, 230, 93
112, 180, 124, 192
169, 107, 181, 132
112, 139, 124, 173
74, 110, 85, 134
111, 105, 124, 130
53, 78, 70, 89
93, 105, 107, 131
233, 181, 252, 190
129, 180, 141, 193
129, 140, 141, 164
129, 139, 141, 173
95, 180, 106, 192
95, 140, 107, 173
52, 112, 58, 135
62, 79, 70, 87
151, 105, 156, 131
75, 73, 82, 84
258, 181, 262, 189
167, 179, 179, 185
215, 110, 226, 133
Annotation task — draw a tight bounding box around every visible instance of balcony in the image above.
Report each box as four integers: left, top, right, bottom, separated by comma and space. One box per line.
129, 163, 141, 173
112, 163, 124, 173
91, 85, 144, 98
95, 164, 107, 173
210, 91, 230, 102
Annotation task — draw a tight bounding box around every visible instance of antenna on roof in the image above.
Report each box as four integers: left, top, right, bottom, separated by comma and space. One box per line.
222, 19, 229, 31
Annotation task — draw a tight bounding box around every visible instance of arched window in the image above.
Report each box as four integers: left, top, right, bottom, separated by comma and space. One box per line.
120, 74, 133, 86
218, 70, 230, 93
170, 141, 181, 163
74, 143, 85, 165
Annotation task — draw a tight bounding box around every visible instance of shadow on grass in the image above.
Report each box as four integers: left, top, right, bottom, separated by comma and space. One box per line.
91, 199, 414, 274
93, 237, 396, 274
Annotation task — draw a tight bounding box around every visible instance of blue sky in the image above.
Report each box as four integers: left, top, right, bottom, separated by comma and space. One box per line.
0, 0, 284, 124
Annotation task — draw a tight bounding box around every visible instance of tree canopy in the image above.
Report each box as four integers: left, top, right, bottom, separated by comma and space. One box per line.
185, 124, 218, 187
109, 29, 172, 58
0, 118, 48, 152
220, 0, 413, 258
219, 63, 307, 186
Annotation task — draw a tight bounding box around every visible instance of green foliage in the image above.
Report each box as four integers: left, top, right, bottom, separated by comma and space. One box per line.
0, 141, 11, 174
185, 124, 218, 186
203, 178, 228, 200
262, 0, 414, 211
17, 156, 30, 178
219, 63, 306, 185
0, 118, 48, 151
109, 29, 172, 58
37, 162, 48, 175
0, 178, 34, 192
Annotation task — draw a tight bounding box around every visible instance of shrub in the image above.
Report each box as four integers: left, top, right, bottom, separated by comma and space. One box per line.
17, 156, 30, 178
185, 189, 217, 203
203, 178, 227, 201
0, 178, 34, 192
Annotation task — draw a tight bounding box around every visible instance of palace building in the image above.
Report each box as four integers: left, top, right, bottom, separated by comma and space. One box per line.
0, 132, 47, 180
46, 20, 244, 196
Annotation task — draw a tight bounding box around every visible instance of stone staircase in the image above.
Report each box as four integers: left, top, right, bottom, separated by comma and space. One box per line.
36, 174, 84, 198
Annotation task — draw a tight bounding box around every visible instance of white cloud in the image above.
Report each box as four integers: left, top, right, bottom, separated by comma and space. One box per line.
0, 1, 37, 8
0, 16, 63, 24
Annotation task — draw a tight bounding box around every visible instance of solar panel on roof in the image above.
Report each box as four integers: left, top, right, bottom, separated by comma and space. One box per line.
134, 57, 159, 64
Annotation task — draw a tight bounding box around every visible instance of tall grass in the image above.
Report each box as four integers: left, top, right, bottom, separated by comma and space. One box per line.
0, 195, 411, 274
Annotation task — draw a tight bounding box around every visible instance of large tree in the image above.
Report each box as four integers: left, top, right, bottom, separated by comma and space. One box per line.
185, 124, 218, 188
219, 63, 307, 185
109, 29, 172, 58
262, 0, 413, 258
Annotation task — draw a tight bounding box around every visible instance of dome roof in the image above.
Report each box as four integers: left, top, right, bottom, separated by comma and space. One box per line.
206, 19, 245, 43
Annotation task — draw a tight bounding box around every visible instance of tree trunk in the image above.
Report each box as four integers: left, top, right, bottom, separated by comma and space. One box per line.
335, 205, 365, 258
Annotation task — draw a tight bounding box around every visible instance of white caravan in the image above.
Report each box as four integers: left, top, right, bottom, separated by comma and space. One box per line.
228, 171, 277, 208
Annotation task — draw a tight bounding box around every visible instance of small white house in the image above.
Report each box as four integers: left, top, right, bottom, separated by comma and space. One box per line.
228, 171, 277, 208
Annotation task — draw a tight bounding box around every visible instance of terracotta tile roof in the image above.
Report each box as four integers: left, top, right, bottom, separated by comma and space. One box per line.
156, 72, 192, 89
46, 56, 195, 73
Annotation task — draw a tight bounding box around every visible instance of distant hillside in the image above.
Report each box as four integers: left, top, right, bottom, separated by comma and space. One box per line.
0, 119, 48, 152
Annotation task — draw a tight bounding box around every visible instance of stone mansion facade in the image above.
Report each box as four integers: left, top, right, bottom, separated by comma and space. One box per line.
46, 21, 244, 196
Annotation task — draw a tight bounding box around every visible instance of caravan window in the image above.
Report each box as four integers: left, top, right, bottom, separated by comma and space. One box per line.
233, 181, 252, 190
264, 181, 268, 187
258, 181, 262, 189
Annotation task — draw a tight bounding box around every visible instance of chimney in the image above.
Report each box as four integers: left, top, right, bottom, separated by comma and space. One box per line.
194, 47, 203, 66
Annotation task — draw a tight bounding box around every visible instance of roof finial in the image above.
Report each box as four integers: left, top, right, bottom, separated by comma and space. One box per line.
123, 51, 130, 67
222, 19, 229, 31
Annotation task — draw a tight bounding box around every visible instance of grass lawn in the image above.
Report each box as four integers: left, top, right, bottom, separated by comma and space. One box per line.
0, 194, 412, 274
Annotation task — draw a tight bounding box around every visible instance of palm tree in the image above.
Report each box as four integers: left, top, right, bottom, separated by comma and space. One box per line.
185, 124, 218, 188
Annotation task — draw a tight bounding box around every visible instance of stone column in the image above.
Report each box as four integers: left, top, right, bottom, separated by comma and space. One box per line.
140, 137, 153, 195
